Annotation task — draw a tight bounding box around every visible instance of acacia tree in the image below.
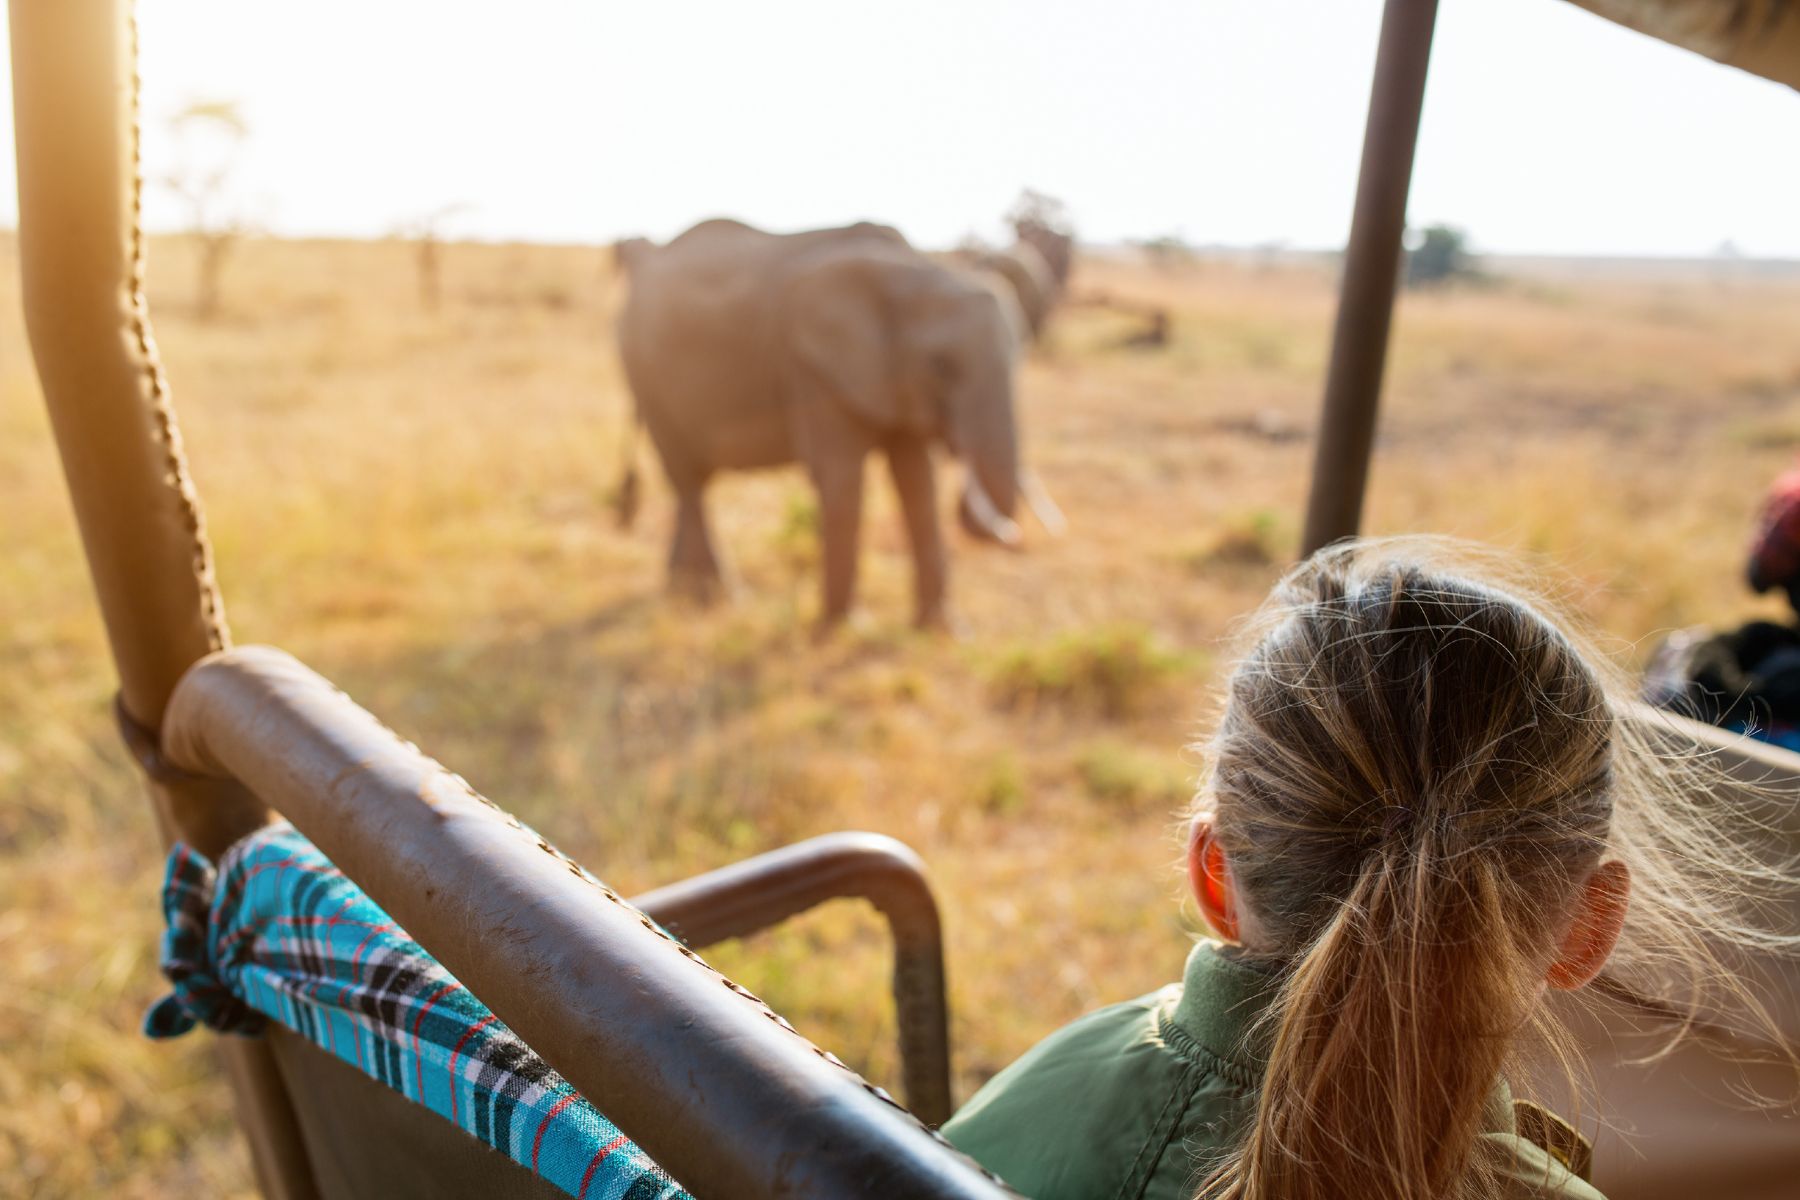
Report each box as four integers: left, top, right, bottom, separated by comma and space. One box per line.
1006, 189, 1071, 239
1405, 224, 1474, 288
160, 100, 250, 319
1006, 189, 1076, 290
1133, 232, 1197, 272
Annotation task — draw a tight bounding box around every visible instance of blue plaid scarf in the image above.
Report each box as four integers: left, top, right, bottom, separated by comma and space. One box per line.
147, 823, 688, 1200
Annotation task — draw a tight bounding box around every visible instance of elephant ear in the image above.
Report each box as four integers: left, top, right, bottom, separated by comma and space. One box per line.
783, 253, 942, 436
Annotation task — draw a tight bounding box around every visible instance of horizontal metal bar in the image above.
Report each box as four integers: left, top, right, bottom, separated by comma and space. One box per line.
1628, 701, 1800, 817
634, 833, 953, 1126
161, 645, 1013, 1200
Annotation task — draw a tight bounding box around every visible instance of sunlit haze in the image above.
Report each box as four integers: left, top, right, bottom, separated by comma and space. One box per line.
3, 0, 1799, 256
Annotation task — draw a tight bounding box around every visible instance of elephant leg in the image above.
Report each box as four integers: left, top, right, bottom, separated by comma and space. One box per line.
668, 482, 724, 602
886, 436, 949, 630
810, 452, 866, 630
638, 397, 725, 602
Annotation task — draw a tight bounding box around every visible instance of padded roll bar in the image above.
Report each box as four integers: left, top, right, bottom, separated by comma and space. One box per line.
634, 833, 954, 1126
162, 646, 1014, 1199
11, 1, 307, 1192
10, 0, 230, 727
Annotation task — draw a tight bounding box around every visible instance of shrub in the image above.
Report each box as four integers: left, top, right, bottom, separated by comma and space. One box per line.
1405, 224, 1475, 288
986, 624, 1192, 719
772, 491, 820, 576
1076, 739, 1193, 811
972, 752, 1027, 816
1187, 509, 1285, 570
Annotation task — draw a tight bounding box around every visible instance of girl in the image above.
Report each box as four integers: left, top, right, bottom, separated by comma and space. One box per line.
943, 539, 1797, 1200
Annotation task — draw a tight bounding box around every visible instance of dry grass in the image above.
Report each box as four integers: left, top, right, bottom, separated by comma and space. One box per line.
3, 233, 1799, 1194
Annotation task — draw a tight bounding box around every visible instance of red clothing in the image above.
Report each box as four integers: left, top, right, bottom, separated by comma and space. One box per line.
1749, 466, 1800, 592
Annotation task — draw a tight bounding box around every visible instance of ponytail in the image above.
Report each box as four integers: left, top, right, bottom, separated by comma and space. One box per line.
1203, 849, 1534, 1200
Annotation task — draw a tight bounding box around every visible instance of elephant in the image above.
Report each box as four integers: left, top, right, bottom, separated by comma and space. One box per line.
614, 218, 1056, 630
1013, 217, 1074, 294
969, 241, 1058, 342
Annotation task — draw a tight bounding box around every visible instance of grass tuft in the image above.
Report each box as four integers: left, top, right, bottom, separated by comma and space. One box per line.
971, 752, 1028, 817
1181, 509, 1288, 571
1075, 739, 1193, 812
985, 624, 1192, 719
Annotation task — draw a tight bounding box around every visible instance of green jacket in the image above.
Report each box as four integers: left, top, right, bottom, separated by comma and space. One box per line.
942, 942, 1605, 1200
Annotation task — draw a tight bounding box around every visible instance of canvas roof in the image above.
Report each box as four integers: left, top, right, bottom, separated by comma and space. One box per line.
1567, 0, 1800, 89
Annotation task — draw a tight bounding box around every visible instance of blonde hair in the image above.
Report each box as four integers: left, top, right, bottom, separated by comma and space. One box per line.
1193, 537, 1800, 1200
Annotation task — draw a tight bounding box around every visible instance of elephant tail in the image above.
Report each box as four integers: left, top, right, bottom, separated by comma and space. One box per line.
612, 406, 643, 530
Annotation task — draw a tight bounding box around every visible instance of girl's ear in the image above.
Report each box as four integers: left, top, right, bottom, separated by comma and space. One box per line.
1546, 860, 1631, 991
1187, 816, 1240, 943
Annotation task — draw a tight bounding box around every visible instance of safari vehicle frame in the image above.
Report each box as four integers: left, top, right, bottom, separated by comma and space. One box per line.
9, 1, 1800, 1197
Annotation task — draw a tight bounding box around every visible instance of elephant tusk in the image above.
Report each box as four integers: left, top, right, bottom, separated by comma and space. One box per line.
1021, 469, 1067, 538
962, 476, 1022, 548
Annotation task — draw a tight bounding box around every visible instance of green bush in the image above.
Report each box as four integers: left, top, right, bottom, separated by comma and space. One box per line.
972, 751, 1027, 816
1405, 224, 1475, 288
1182, 509, 1285, 571
1076, 739, 1193, 811
986, 624, 1192, 719
771, 491, 821, 576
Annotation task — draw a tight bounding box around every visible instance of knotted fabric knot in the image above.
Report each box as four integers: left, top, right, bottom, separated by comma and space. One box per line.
144, 843, 265, 1039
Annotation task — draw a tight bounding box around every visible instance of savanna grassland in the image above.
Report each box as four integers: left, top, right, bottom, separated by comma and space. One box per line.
3, 233, 1799, 1195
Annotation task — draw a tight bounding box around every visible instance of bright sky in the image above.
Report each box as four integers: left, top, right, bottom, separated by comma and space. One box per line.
2, 0, 1798, 256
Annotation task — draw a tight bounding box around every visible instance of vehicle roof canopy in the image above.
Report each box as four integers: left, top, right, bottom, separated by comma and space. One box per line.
1568, 0, 1800, 90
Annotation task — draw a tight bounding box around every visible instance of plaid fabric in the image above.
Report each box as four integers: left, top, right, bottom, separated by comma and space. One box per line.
146, 823, 689, 1200
1750, 465, 1800, 591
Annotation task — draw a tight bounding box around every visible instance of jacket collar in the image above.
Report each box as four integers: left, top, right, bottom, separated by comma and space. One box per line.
1165, 940, 1522, 1138
1166, 940, 1282, 1080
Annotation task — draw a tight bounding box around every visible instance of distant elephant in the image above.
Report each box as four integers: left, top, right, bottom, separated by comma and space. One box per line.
971, 241, 1058, 342
1014, 218, 1074, 294
615, 218, 1052, 630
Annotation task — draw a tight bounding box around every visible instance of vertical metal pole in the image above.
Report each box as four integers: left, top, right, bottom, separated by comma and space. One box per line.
10, 2, 314, 1195
11, 0, 228, 725
1300, 0, 1440, 556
